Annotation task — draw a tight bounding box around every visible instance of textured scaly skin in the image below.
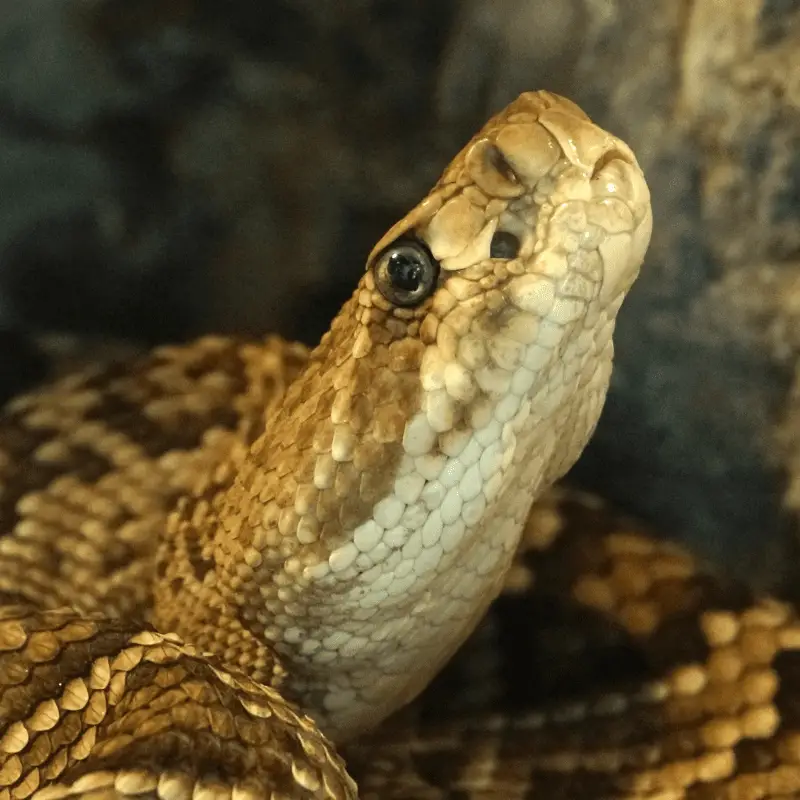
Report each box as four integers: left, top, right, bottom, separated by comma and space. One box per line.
147, 91, 650, 743
6, 91, 794, 798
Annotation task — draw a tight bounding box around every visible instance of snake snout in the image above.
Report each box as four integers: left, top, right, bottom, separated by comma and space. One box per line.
588, 153, 653, 304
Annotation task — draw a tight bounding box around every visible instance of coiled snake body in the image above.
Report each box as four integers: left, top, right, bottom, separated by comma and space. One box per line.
0, 92, 798, 799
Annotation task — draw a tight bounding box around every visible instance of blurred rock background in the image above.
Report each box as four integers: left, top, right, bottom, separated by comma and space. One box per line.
1, 0, 799, 590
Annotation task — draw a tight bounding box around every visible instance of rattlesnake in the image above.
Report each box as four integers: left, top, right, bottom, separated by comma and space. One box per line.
1, 91, 798, 799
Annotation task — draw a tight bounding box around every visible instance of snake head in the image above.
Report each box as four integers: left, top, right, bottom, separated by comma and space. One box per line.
360, 91, 652, 485
368, 91, 651, 315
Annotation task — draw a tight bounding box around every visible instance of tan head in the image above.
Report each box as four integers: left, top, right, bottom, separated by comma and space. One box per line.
154, 91, 652, 740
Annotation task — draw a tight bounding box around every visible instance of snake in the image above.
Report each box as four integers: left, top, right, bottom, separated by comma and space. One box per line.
0, 90, 798, 799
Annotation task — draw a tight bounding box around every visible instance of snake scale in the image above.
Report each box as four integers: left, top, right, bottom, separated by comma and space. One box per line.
0, 90, 798, 799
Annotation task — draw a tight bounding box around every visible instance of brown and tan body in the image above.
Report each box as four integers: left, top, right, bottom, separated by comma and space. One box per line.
1, 91, 797, 799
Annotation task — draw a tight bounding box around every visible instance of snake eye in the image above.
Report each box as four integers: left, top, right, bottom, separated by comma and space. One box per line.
373, 239, 439, 307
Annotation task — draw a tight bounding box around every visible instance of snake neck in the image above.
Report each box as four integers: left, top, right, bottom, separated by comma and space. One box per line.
153, 287, 617, 740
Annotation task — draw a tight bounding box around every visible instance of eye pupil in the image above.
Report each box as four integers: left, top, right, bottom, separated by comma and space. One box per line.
387, 252, 424, 292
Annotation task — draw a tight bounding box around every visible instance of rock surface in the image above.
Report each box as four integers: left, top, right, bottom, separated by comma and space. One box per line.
1, 0, 798, 587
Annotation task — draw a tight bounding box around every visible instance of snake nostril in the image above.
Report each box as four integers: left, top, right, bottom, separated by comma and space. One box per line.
465, 138, 525, 199
486, 143, 520, 187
